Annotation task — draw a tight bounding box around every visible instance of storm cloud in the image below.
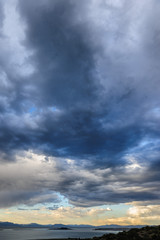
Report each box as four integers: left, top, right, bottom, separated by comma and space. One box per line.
0, 0, 160, 209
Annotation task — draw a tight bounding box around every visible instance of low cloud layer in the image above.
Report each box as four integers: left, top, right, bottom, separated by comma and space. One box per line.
0, 0, 160, 213
0, 151, 159, 209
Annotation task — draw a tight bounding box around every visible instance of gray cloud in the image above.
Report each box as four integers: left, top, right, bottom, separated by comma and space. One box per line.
0, 189, 60, 208
0, 0, 159, 208
0, 153, 159, 208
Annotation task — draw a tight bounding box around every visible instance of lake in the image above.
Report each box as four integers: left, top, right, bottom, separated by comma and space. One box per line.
0, 228, 120, 240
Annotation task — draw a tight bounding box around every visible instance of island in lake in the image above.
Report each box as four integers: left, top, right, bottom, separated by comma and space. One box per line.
49, 227, 72, 230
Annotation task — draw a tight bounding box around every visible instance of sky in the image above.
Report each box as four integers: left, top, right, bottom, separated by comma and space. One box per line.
0, 0, 160, 226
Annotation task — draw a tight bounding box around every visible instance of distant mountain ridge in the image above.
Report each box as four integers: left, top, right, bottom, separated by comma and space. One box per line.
0, 221, 146, 229
0, 222, 52, 228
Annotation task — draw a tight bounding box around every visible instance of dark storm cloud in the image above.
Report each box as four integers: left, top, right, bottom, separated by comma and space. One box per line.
68, 191, 159, 208
19, 0, 99, 109
0, 0, 160, 207
0, 0, 150, 163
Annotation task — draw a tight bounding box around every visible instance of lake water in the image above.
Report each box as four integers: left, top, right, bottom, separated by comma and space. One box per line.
0, 228, 120, 240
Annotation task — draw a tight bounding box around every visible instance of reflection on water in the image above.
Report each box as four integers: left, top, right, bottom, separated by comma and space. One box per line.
0, 228, 120, 240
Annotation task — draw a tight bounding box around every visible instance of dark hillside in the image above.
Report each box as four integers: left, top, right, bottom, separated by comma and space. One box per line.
93, 226, 160, 240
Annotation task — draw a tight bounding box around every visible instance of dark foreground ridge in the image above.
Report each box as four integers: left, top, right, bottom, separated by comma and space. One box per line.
93, 226, 160, 240
36, 226, 160, 240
